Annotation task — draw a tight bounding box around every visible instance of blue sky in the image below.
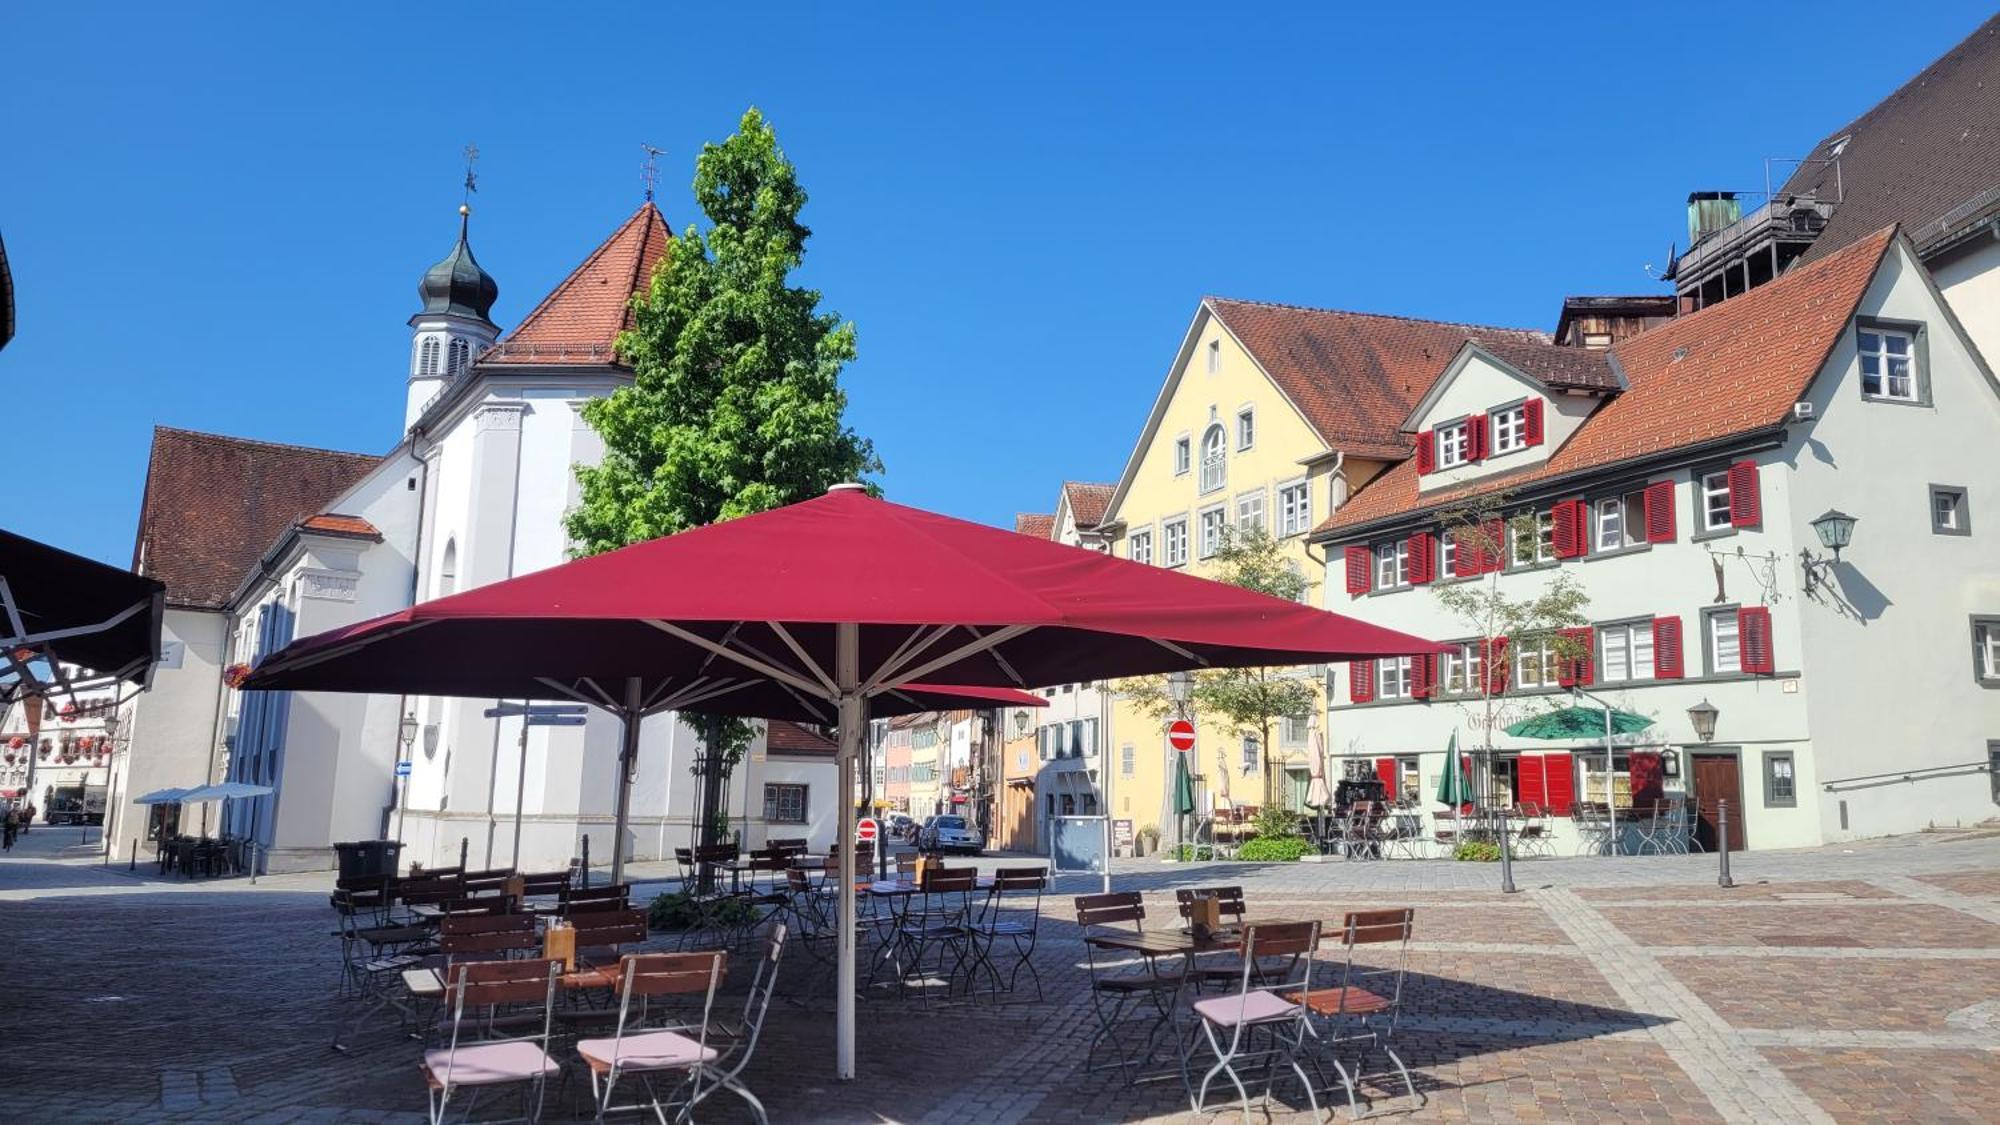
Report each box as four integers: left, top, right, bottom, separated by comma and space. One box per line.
3, 2, 1991, 565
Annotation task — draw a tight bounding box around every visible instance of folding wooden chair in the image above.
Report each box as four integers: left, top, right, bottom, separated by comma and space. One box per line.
1074, 891, 1183, 1081
1289, 908, 1421, 1118
1189, 920, 1323, 1123
576, 951, 727, 1122
422, 959, 563, 1125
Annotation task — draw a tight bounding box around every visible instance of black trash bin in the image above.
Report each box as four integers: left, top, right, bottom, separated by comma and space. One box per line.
333, 839, 402, 879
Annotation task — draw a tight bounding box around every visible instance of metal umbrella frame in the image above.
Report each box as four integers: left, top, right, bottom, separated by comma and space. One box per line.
1503, 694, 1656, 854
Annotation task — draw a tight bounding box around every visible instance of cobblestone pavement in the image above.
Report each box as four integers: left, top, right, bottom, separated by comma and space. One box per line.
2, 827, 1996, 1123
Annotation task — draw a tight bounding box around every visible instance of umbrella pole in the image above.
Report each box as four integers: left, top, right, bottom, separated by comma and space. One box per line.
834, 622, 861, 1082
609, 678, 642, 887
1605, 707, 1617, 856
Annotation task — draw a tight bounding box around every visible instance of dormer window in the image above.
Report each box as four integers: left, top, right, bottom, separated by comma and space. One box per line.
1436, 422, 1470, 469
1490, 404, 1527, 455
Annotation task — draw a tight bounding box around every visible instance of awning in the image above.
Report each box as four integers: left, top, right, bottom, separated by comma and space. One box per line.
2, 528, 166, 706
181, 782, 275, 802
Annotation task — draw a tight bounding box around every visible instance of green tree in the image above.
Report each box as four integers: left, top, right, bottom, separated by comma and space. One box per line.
1117, 527, 1318, 808
565, 109, 877, 864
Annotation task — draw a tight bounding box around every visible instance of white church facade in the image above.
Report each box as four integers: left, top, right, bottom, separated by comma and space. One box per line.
118, 202, 839, 874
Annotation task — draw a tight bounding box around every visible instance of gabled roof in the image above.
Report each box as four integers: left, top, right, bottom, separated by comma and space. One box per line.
1473, 340, 1621, 393
299, 514, 382, 540
765, 719, 836, 755
483, 202, 672, 366
1205, 298, 1548, 460
1784, 15, 2000, 264
1319, 227, 1898, 537
1014, 513, 1055, 538
1060, 482, 1115, 529
133, 428, 382, 610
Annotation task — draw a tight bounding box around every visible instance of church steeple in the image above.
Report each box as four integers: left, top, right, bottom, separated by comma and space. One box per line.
405, 204, 503, 430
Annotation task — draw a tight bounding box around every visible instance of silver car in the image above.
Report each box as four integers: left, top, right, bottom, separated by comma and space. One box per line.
920, 814, 984, 854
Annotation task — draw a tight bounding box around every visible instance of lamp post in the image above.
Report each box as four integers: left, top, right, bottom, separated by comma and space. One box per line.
394, 713, 418, 846
1801, 510, 1858, 596
1168, 671, 1193, 852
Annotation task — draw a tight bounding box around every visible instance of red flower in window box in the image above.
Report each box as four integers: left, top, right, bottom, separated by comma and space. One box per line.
6, 736, 22, 750
60, 704, 78, 723
222, 663, 254, 690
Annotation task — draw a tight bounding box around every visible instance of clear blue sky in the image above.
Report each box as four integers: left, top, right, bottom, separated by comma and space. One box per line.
3, 2, 1991, 566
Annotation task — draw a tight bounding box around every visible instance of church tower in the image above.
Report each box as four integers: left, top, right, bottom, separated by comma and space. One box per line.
405, 205, 501, 428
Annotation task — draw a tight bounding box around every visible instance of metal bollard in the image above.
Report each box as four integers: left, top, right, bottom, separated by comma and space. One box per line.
580, 835, 591, 887
129, 839, 137, 872
1495, 808, 1518, 894
459, 836, 469, 872
1716, 799, 1735, 888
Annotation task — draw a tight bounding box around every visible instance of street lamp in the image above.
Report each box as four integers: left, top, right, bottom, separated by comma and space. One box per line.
1801, 510, 1858, 595
398, 714, 419, 750
1687, 699, 1719, 744
1167, 671, 1193, 718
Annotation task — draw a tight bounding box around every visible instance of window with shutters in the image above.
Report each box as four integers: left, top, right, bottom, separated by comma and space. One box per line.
1594, 491, 1649, 552
1436, 641, 1483, 697
1762, 752, 1797, 808
1235, 490, 1266, 533
1237, 408, 1255, 451
1375, 540, 1409, 589
1197, 506, 1227, 559
1199, 425, 1227, 494
1174, 436, 1191, 476
1436, 421, 1470, 468
1490, 403, 1528, 455
1163, 518, 1189, 566
1579, 752, 1634, 810
1439, 531, 1457, 578
1512, 636, 1559, 690
1397, 758, 1421, 803
1277, 480, 1310, 537
1700, 470, 1733, 532
1705, 608, 1741, 674
1377, 656, 1413, 700
1489, 754, 1518, 806
1128, 530, 1153, 565
1597, 621, 1656, 682
1858, 326, 1918, 401
1510, 512, 1555, 568
1973, 618, 2000, 683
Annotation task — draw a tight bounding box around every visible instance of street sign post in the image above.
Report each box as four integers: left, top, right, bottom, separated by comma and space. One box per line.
482, 702, 591, 869
1168, 719, 1196, 752
394, 760, 411, 778
856, 817, 878, 844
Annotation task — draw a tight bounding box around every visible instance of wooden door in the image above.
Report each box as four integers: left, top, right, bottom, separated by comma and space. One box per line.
1691, 753, 1746, 852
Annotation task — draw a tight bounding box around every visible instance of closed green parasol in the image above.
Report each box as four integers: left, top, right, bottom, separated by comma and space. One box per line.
1173, 750, 1197, 816
1505, 706, 1653, 740
1434, 730, 1474, 806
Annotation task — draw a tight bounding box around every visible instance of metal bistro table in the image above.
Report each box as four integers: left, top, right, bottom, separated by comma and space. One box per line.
862, 876, 995, 996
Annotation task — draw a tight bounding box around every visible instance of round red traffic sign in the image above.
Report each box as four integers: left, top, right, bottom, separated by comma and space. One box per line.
1168, 719, 1196, 752
856, 817, 879, 842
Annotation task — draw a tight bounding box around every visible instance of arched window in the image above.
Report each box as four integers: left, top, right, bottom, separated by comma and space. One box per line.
418, 336, 440, 377
447, 338, 471, 377
438, 539, 458, 599
1199, 424, 1226, 494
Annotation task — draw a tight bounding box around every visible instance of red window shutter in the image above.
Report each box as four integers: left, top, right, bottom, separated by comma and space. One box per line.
1728, 460, 1761, 527
1484, 636, 1510, 695
1523, 398, 1545, 447
1629, 751, 1664, 809
1344, 546, 1372, 596
1453, 530, 1479, 579
1375, 757, 1398, 789
1349, 659, 1376, 703
1542, 752, 1575, 816
1410, 653, 1434, 699
1416, 430, 1435, 474
1466, 414, 1488, 461
1552, 499, 1588, 559
1651, 616, 1684, 679
1516, 753, 1546, 810
1408, 531, 1435, 585
1481, 519, 1505, 573
1643, 479, 1676, 543
1556, 626, 1594, 687
1739, 606, 1774, 674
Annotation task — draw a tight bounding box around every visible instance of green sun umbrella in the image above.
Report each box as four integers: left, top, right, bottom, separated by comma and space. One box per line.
1434, 730, 1474, 807
1505, 705, 1654, 740
1173, 751, 1197, 816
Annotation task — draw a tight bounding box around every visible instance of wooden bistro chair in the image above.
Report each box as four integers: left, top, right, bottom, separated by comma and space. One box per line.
1174, 887, 1255, 992
399, 913, 540, 1045
1074, 891, 1184, 1082
1188, 920, 1324, 1124
967, 868, 1047, 1002
422, 959, 564, 1125
576, 950, 727, 1123
1287, 908, 1420, 1120
558, 883, 631, 918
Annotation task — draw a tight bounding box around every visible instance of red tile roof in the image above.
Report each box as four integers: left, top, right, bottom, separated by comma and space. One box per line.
766, 720, 836, 755
1014, 513, 1055, 538
1319, 227, 1897, 536
298, 513, 382, 539
483, 203, 672, 366
1206, 298, 1547, 460
1061, 482, 1115, 529
133, 428, 382, 609
1475, 339, 1620, 392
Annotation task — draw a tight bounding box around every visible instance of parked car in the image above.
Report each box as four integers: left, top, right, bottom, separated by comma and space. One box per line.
919, 814, 984, 855
883, 814, 917, 843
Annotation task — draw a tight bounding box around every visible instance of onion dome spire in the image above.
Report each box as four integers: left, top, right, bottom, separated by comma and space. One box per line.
417, 204, 499, 327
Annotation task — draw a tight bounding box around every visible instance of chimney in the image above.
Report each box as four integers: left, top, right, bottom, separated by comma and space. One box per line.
1686, 191, 1741, 245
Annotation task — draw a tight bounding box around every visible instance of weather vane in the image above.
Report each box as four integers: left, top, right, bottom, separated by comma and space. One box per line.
462, 143, 480, 204
640, 144, 666, 202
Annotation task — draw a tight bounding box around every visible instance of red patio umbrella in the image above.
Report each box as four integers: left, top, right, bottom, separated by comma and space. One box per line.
246, 483, 1441, 1079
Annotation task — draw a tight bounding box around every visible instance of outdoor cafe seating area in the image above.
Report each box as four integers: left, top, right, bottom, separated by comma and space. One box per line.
156, 833, 255, 878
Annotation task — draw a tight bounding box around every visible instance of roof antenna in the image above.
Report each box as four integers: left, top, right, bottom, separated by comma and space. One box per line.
640, 144, 666, 203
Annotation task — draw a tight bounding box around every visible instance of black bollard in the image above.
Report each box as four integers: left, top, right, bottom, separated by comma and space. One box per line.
1717, 799, 1735, 888
458, 836, 469, 872
580, 835, 591, 887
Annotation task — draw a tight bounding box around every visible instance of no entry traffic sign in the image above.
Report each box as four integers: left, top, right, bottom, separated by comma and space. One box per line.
856, 817, 879, 843
1168, 719, 1196, 752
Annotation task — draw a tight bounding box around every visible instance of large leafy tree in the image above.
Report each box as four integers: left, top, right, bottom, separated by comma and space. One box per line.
566, 109, 878, 866
568, 107, 880, 552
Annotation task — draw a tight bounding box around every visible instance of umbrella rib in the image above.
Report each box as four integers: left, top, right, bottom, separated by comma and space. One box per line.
964, 626, 1028, 688
536, 677, 614, 710
575, 677, 622, 710
768, 622, 837, 695
643, 620, 826, 698
1149, 636, 1206, 665
648, 678, 761, 717
271, 620, 436, 675
873, 624, 1037, 693
864, 624, 959, 693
